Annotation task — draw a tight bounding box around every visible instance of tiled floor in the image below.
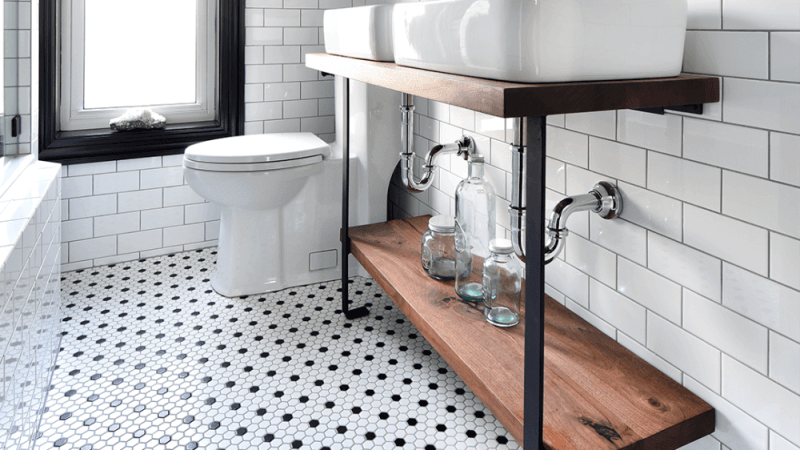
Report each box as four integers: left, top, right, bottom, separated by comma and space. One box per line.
36, 248, 520, 449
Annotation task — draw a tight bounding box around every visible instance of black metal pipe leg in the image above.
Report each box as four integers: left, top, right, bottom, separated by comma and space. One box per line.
340, 76, 368, 320
523, 116, 546, 449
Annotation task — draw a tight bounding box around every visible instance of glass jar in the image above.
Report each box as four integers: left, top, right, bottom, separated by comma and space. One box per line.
482, 239, 522, 327
421, 215, 458, 280
454, 155, 496, 302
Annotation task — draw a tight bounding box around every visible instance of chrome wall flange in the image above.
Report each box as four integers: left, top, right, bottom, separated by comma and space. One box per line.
591, 181, 623, 220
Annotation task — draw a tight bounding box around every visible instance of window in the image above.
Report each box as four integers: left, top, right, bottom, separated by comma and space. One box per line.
40, 0, 244, 164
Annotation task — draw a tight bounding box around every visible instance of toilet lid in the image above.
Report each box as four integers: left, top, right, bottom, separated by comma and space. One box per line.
184, 133, 331, 164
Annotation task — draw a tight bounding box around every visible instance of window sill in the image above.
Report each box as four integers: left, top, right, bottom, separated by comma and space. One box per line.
38, 120, 236, 165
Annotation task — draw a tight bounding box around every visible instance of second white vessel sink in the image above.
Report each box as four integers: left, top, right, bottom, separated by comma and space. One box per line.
392, 0, 688, 83
324, 5, 394, 62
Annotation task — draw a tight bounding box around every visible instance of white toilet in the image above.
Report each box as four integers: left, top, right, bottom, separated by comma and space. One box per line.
183, 78, 402, 298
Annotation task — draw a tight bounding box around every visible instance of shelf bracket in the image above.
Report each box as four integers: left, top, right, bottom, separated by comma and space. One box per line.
636, 104, 704, 115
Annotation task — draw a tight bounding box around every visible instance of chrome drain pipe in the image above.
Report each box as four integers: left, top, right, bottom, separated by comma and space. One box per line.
509, 118, 527, 262
400, 94, 475, 193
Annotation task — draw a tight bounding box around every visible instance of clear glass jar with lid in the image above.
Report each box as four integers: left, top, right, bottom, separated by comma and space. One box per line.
454, 154, 496, 302
482, 238, 522, 327
421, 215, 458, 280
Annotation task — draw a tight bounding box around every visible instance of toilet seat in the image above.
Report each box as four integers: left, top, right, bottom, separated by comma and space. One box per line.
184, 132, 330, 172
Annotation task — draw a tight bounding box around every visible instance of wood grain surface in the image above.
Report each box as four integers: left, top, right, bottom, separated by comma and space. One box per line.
348, 216, 715, 449
306, 53, 720, 118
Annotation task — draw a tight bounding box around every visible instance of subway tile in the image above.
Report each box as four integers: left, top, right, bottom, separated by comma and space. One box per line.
67, 161, 116, 177
283, 99, 318, 119
683, 118, 768, 177
647, 152, 721, 212
61, 218, 93, 243
616, 182, 682, 241
205, 221, 221, 241
770, 132, 800, 188
723, 0, 800, 30
245, 64, 283, 83
283, 64, 319, 82
684, 288, 769, 374
428, 101, 449, 122
770, 233, 800, 291
565, 298, 617, 339
300, 80, 333, 99
588, 137, 646, 187
93, 212, 140, 238
117, 229, 163, 254
301, 45, 327, 63
118, 189, 162, 213
319, 0, 351, 8
283, 0, 317, 8
564, 165, 614, 198
93, 171, 139, 195
677, 435, 721, 450
449, 106, 474, 131
589, 214, 647, 266
589, 279, 646, 344
264, 46, 301, 64
417, 115, 439, 142
547, 126, 589, 168
648, 312, 721, 392
683, 376, 769, 450
244, 121, 264, 135
163, 186, 204, 208
69, 194, 116, 220
489, 139, 512, 173
544, 158, 565, 194
684, 31, 768, 79
93, 252, 139, 267
245, 7, 264, 26
62, 260, 92, 272
244, 46, 264, 65
300, 116, 335, 134
565, 234, 616, 288
139, 245, 184, 259
245, 84, 264, 103
771, 32, 800, 82
722, 171, 800, 240
648, 232, 721, 302
140, 167, 183, 190
723, 78, 800, 135
772, 431, 800, 450
247, 0, 282, 6
246, 27, 283, 46
769, 331, 800, 395
687, 0, 722, 29
617, 332, 683, 384
617, 109, 682, 156
546, 114, 565, 127
185, 203, 221, 224
301, 10, 324, 27
246, 101, 283, 121
684, 204, 768, 276
617, 257, 682, 324
565, 110, 616, 140
545, 258, 590, 308
163, 224, 205, 247
141, 206, 184, 231
475, 112, 506, 141
68, 236, 116, 262
263, 9, 300, 27
723, 262, 800, 342
283, 28, 317, 46
722, 355, 800, 444
116, 156, 161, 172
263, 118, 301, 133
61, 176, 92, 199
162, 155, 185, 167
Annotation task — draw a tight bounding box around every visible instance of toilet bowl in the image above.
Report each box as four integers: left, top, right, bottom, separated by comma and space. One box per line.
184, 133, 332, 297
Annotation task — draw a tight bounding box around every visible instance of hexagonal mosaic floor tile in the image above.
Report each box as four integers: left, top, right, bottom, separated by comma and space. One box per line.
36, 248, 520, 449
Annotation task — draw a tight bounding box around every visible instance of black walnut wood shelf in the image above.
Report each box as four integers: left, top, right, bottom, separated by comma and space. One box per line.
305, 53, 720, 118
348, 216, 715, 449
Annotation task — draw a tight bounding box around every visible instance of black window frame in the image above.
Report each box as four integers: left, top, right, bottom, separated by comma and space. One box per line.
39, 1, 245, 165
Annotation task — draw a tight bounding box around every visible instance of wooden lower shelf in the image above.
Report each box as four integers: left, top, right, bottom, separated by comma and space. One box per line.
348, 216, 715, 449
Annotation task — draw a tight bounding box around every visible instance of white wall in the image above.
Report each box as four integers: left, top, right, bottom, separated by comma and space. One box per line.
389, 3, 800, 450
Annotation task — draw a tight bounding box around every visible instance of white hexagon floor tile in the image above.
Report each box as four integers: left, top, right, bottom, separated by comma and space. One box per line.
36, 247, 521, 450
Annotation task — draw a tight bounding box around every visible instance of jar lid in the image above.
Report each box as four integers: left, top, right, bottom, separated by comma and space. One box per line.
428, 215, 455, 233
489, 239, 514, 254
468, 154, 485, 163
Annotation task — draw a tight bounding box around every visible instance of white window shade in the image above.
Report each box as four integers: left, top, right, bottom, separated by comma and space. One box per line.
61, 0, 217, 131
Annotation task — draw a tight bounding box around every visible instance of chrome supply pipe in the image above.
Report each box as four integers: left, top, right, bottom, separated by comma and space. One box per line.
509, 118, 527, 262
543, 181, 623, 263
400, 93, 475, 193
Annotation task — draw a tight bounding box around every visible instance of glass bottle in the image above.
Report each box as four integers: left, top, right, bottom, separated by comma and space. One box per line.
482, 239, 522, 327
421, 215, 458, 280
454, 155, 496, 302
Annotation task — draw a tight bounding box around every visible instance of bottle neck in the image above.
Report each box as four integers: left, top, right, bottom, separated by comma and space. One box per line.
469, 161, 484, 179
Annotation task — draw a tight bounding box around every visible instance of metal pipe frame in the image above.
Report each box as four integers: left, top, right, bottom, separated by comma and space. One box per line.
340, 76, 368, 320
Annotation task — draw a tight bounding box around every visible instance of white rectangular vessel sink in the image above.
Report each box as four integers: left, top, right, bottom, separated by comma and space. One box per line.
324, 5, 394, 62
392, 0, 688, 83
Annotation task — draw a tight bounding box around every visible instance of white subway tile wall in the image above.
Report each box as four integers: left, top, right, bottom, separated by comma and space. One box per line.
51, 0, 800, 448
387, 2, 800, 449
